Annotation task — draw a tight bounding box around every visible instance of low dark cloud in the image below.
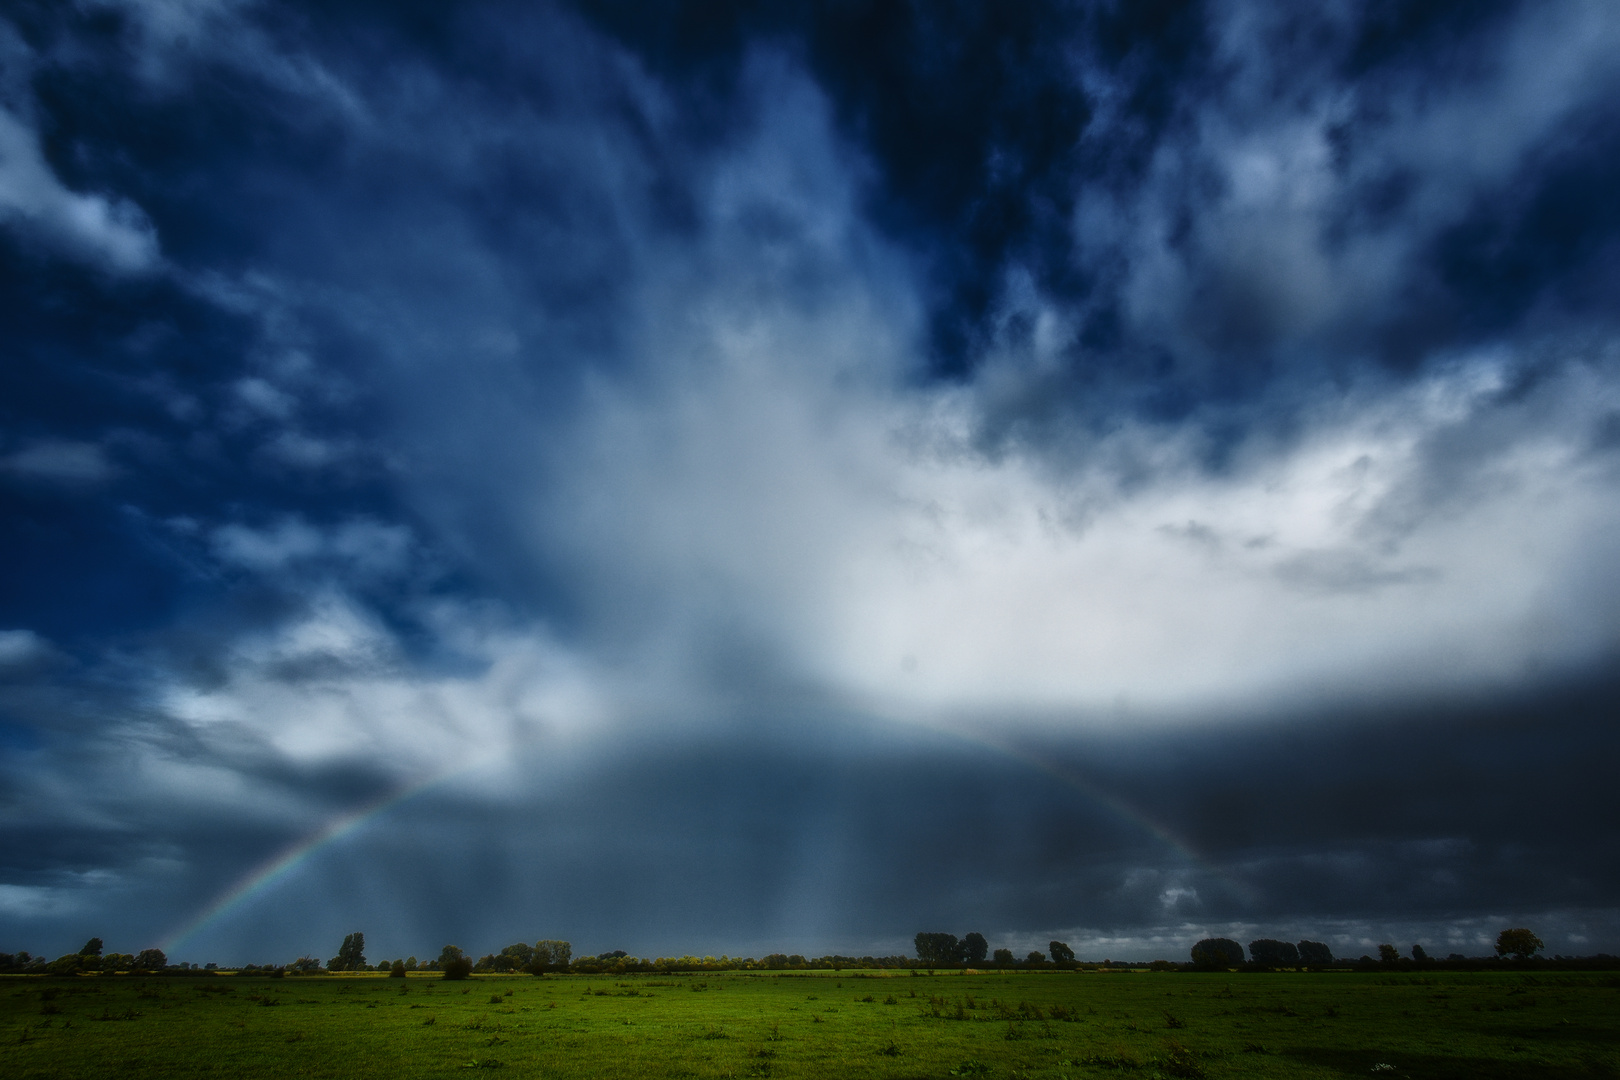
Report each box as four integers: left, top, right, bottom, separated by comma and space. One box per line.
1, 0, 1617, 961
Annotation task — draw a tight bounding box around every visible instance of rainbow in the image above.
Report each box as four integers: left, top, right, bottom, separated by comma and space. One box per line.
161, 717, 1242, 955
159, 768, 459, 955
913, 718, 1251, 902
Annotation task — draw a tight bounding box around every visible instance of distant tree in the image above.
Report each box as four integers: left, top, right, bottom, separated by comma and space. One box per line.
79, 937, 104, 958
1248, 940, 1299, 968
785, 954, 805, 967
1495, 928, 1544, 960
405, 956, 418, 971
1411, 944, 1428, 962
498, 942, 534, 972
329, 932, 366, 972
962, 933, 988, 964
530, 940, 572, 973
439, 944, 465, 966
134, 948, 167, 970
913, 933, 961, 966
102, 952, 135, 971
1026, 951, 1046, 966
1377, 944, 1399, 964
1048, 941, 1076, 966
992, 948, 1014, 967
1190, 938, 1244, 969
389, 959, 407, 978
47, 954, 84, 975
289, 956, 322, 973
1296, 941, 1333, 967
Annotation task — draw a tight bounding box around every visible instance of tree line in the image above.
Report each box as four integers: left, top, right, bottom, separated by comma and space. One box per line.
1188, 928, 1557, 969
3, 925, 1603, 978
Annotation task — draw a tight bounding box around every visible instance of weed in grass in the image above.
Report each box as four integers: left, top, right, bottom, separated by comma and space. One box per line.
1164, 1011, 1186, 1028
948, 1060, 989, 1076
883, 994, 896, 1005
1160, 1040, 1205, 1078
878, 1040, 901, 1056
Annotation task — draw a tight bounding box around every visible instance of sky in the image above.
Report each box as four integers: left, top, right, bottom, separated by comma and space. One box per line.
2, 0, 1619, 966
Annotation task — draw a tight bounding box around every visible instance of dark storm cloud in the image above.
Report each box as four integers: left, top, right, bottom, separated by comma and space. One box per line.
1, 0, 1619, 961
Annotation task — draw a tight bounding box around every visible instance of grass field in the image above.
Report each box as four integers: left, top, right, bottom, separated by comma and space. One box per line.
3, 969, 1616, 1079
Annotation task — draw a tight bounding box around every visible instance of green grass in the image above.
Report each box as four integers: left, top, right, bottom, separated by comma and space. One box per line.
2, 969, 1617, 1078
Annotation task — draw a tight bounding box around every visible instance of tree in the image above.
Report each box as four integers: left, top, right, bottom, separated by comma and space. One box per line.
913, 932, 961, 966
289, 956, 322, 973
962, 932, 988, 964
531, 940, 571, 973
498, 942, 534, 972
1190, 938, 1244, 969
47, 954, 84, 975
134, 948, 167, 970
1025, 951, 1046, 966
439, 944, 472, 980
390, 959, 407, 978
329, 932, 366, 972
1411, 944, 1428, 962
992, 948, 1014, 966
1495, 928, 1544, 960
1048, 941, 1076, 966
1296, 941, 1332, 967
1248, 939, 1299, 968
79, 937, 104, 958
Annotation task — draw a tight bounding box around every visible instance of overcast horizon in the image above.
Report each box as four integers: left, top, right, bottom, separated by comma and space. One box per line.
3, 0, 1619, 966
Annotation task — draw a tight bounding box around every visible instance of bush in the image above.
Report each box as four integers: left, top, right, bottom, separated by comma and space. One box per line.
443, 957, 474, 980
